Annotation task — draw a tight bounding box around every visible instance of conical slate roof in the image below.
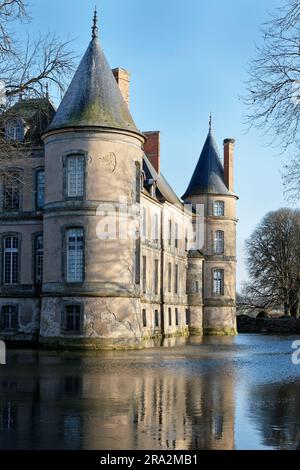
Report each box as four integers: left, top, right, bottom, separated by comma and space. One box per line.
182, 129, 230, 199
49, 20, 139, 134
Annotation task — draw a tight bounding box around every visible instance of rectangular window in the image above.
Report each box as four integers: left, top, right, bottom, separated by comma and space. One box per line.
174, 264, 178, 294
154, 259, 159, 295
35, 235, 43, 284
65, 305, 81, 333
153, 213, 159, 243
168, 220, 172, 246
67, 155, 84, 197
168, 262, 172, 293
142, 255, 147, 293
2, 305, 17, 330
193, 280, 199, 293
214, 231, 224, 254
142, 309, 147, 327
66, 229, 84, 283
214, 201, 225, 217
168, 308, 172, 326
175, 223, 179, 248
213, 269, 224, 295
4, 171, 20, 211
154, 309, 159, 328
185, 309, 190, 326
3, 236, 19, 285
175, 308, 179, 326
36, 170, 45, 210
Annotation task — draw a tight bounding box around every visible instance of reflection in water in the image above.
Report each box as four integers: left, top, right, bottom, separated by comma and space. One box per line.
0, 335, 299, 450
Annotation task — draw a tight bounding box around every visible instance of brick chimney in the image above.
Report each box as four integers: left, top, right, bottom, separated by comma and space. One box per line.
143, 131, 160, 174
112, 68, 131, 107
223, 138, 235, 192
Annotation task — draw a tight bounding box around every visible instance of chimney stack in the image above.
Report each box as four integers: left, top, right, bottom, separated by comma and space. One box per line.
143, 131, 160, 174
223, 138, 235, 192
112, 68, 131, 107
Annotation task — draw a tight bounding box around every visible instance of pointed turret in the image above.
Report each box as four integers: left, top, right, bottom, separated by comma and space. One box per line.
49, 9, 139, 134
182, 118, 230, 200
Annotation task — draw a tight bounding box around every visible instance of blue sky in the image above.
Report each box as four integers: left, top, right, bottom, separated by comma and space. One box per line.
19, 0, 291, 288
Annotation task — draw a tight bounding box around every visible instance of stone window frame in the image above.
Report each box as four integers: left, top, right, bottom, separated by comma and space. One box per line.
2, 167, 24, 213
185, 308, 190, 326
214, 230, 225, 255
33, 167, 45, 211
213, 200, 225, 217
154, 258, 159, 295
61, 301, 84, 336
134, 231, 140, 285
0, 232, 22, 286
174, 263, 179, 294
0, 303, 19, 332
62, 150, 88, 202
61, 224, 86, 285
212, 268, 225, 296
31, 231, 43, 285
142, 255, 147, 293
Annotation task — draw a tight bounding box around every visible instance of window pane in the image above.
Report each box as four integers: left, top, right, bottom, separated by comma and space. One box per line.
2, 305, 17, 330
214, 201, 224, 217
67, 229, 84, 282
65, 305, 81, 332
4, 237, 19, 285
36, 170, 45, 209
214, 231, 224, 254
67, 155, 84, 197
213, 270, 224, 295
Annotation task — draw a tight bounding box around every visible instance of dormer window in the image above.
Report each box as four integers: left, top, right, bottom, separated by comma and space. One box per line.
5, 120, 24, 142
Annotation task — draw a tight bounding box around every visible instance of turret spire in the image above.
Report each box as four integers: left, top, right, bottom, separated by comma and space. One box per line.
209, 113, 212, 134
92, 7, 98, 40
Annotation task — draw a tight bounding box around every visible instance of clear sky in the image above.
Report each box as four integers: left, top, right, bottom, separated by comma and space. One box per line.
18, 0, 293, 288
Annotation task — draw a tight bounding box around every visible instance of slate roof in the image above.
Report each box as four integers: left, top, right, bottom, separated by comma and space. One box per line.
182, 129, 230, 199
49, 32, 140, 134
143, 155, 182, 206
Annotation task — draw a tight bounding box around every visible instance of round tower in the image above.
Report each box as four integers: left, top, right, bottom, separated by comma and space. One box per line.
183, 120, 238, 336
39, 11, 145, 348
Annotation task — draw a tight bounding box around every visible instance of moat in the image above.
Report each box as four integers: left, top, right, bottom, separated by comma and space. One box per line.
0, 334, 300, 450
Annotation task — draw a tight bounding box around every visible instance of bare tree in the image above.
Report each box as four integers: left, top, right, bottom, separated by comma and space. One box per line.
0, 0, 75, 103
243, 208, 300, 317
245, 0, 300, 201
0, 0, 76, 193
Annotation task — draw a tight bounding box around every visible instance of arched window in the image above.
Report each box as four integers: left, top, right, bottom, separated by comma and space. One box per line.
3, 236, 19, 285
213, 269, 224, 295
66, 154, 84, 198
214, 201, 225, 217
5, 120, 24, 142
66, 228, 84, 283
214, 230, 224, 254
1, 305, 18, 330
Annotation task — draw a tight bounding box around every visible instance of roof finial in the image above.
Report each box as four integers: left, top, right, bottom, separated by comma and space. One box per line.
209, 112, 212, 133
92, 6, 98, 39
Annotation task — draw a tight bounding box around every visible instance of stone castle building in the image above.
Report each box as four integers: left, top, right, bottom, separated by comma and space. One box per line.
0, 13, 238, 349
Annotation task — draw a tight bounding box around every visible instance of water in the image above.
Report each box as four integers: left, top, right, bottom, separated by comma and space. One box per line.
0, 334, 300, 450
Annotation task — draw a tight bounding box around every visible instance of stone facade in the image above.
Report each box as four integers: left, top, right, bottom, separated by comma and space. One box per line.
0, 15, 238, 349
